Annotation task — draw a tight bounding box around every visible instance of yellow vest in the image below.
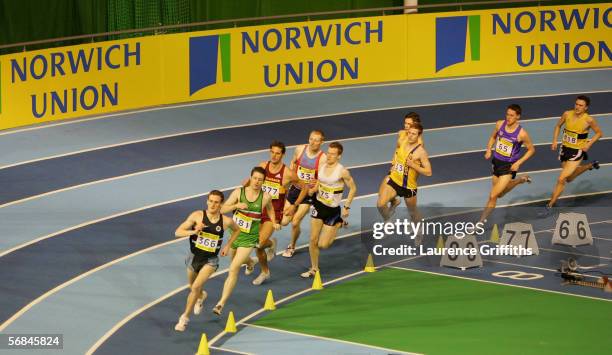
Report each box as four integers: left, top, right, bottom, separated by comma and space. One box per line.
389, 143, 421, 189
562, 110, 590, 149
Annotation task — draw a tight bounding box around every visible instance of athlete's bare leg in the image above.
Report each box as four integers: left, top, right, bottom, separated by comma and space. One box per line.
377, 181, 398, 221
566, 162, 594, 182
256, 221, 274, 274
215, 247, 254, 310
286, 204, 310, 248
548, 160, 581, 207
181, 265, 215, 318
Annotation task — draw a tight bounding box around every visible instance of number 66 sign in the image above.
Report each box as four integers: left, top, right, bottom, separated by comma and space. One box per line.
552, 212, 593, 247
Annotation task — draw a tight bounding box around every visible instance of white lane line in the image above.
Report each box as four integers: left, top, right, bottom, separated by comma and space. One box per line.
592, 236, 612, 241
75, 190, 612, 353
483, 259, 602, 279
241, 323, 420, 355
0, 237, 187, 332
3, 136, 610, 211
1, 95, 609, 171
388, 266, 611, 302
0, 190, 221, 258
209, 346, 255, 355
208, 254, 426, 348
81, 231, 363, 355
2, 164, 611, 259
539, 248, 612, 261
2, 67, 609, 136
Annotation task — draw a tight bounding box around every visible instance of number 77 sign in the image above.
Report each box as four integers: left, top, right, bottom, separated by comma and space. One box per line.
500, 222, 539, 256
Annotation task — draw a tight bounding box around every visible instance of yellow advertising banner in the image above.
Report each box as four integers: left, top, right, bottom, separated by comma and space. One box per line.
407, 4, 611, 78
0, 15, 406, 130
163, 14, 407, 102
0, 36, 164, 130
0, 4, 609, 131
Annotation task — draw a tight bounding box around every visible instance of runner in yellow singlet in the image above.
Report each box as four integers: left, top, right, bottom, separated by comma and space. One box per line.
377, 112, 424, 217
377, 121, 432, 228
547, 95, 602, 208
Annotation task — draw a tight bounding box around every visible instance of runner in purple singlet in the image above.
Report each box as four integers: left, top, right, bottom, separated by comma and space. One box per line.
479, 104, 535, 223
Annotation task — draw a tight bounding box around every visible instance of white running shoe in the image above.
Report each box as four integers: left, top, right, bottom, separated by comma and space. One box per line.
266, 237, 277, 261
252, 272, 270, 285
174, 315, 189, 332
300, 269, 317, 278
245, 257, 257, 275
193, 290, 208, 315
282, 245, 296, 258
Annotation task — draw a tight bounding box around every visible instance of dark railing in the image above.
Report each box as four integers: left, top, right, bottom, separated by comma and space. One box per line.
0, 0, 551, 52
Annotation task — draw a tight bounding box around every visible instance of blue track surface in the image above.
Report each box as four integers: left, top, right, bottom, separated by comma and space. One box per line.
96, 194, 612, 355
2, 92, 611, 205
2, 139, 610, 324
1, 70, 611, 355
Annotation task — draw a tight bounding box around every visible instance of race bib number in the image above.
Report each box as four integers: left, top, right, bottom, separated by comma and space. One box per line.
310, 205, 318, 217
195, 231, 220, 252
317, 184, 341, 206
262, 180, 281, 199
297, 166, 316, 183
393, 162, 405, 174
563, 130, 578, 145
495, 137, 513, 157
232, 212, 252, 233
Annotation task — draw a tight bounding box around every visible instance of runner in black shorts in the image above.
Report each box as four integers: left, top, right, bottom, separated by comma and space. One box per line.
300, 142, 357, 278
378, 113, 423, 217
173, 190, 240, 331
547, 95, 602, 208
281, 130, 327, 258
386, 178, 417, 199
480, 104, 535, 223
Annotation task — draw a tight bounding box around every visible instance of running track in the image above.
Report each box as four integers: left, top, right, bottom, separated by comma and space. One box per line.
0, 68, 611, 355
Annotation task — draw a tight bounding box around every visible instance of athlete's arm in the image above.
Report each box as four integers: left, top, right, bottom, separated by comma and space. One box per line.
283, 166, 297, 188
512, 129, 536, 171
406, 148, 432, 176
551, 113, 566, 151
283, 169, 308, 207
308, 180, 319, 196
397, 130, 406, 147
263, 193, 281, 230
584, 116, 603, 152
484, 120, 503, 159
242, 162, 267, 186
341, 169, 357, 218
220, 216, 240, 256
220, 188, 244, 214
318, 152, 327, 168
289, 146, 303, 171
174, 211, 203, 238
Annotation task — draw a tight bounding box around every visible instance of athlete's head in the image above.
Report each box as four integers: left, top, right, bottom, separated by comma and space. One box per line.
326, 142, 344, 164
575, 95, 590, 115
505, 104, 522, 125
207, 190, 225, 213
308, 130, 325, 151
249, 166, 266, 190
406, 122, 423, 144
404, 112, 421, 130
269, 140, 286, 164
